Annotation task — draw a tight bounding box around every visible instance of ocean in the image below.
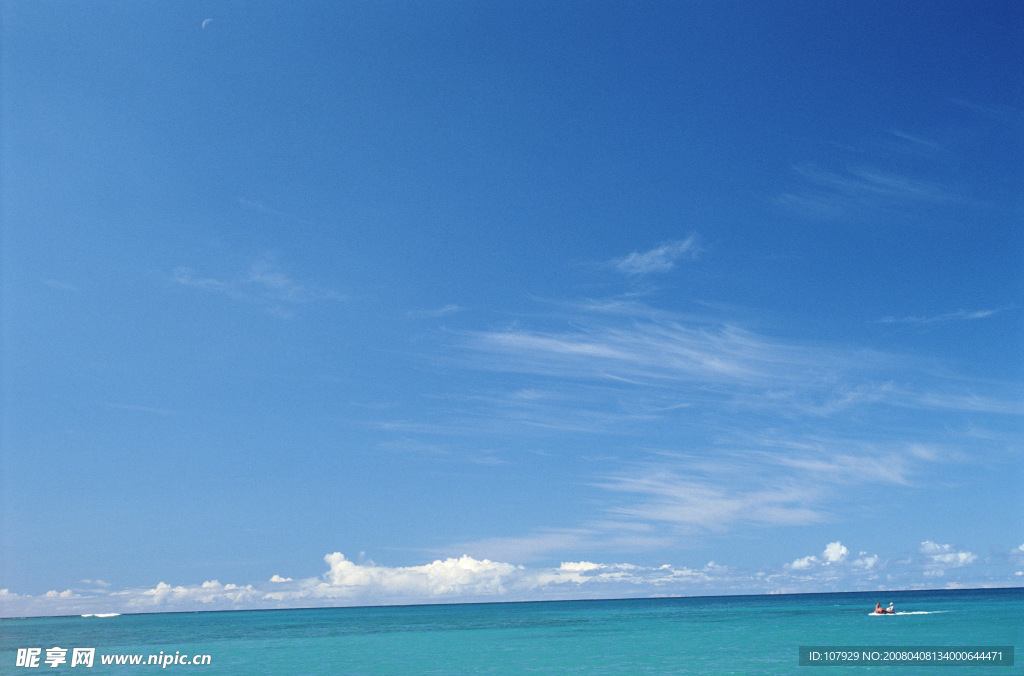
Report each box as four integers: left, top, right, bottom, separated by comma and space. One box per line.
2, 588, 1020, 674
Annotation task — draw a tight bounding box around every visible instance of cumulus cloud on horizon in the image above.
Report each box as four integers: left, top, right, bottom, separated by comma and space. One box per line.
0, 553, 727, 618
851, 553, 879, 570
822, 541, 849, 564
0, 541, 1005, 618
788, 555, 818, 570
788, 541, 853, 570
918, 541, 977, 577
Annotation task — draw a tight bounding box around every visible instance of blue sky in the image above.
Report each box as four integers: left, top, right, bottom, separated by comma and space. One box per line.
2, 0, 1022, 616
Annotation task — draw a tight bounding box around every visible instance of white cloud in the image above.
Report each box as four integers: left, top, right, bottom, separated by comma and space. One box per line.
173, 267, 239, 297
787, 542, 860, 572
788, 555, 818, 570
463, 303, 887, 399
173, 256, 344, 316
852, 554, 879, 570
891, 130, 942, 151
43, 279, 80, 293
875, 308, 1003, 325
780, 161, 954, 221
247, 258, 311, 304
530, 562, 608, 586
0, 553, 738, 617
822, 541, 848, 564
596, 466, 824, 531
918, 541, 977, 575
614, 236, 699, 275
131, 580, 260, 609
308, 554, 724, 605
103, 402, 176, 416
449, 297, 1015, 548
459, 298, 1018, 424
321, 553, 520, 597
906, 390, 1024, 416
409, 304, 463, 318
0, 540, 1017, 618
0, 589, 31, 610
771, 448, 913, 485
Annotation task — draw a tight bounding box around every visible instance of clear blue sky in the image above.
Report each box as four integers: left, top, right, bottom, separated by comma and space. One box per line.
2, 0, 1022, 615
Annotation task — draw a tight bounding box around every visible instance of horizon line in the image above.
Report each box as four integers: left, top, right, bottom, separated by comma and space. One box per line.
4, 585, 1020, 621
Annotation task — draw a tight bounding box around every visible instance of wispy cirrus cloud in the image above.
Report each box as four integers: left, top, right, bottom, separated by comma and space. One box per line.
173, 256, 345, 317
613, 235, 700, 275
890, 130, 943, 151
778, 162, 955, 220
793, 163, 943, 200
436, 430, 956, 559
238, 197, 316, 226
952, 99, 1024, 126
890, 387, 1024, 416
875, 308, 1005, 324
376, 437, 507, 466
408, 304, 463, 318
436, 297, 1020, 548
461, 301, 889, 396
458, 299, 1021, 420
43, 279, 80, 293
777, 121, 971, 222
587, 437, 935, 535
102, 402, 176, 416
597, 469, 825, 531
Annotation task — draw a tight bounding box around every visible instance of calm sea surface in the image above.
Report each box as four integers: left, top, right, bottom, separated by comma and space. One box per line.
2, 588, 1021, 674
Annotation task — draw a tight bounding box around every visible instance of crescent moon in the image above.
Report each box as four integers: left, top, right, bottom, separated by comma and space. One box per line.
202, 18, 213, 29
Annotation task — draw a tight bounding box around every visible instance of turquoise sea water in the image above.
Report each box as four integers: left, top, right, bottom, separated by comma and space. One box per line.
2, 588, 1021, 674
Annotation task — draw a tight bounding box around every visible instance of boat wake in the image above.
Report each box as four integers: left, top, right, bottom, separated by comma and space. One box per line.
868, 610, 947, 616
